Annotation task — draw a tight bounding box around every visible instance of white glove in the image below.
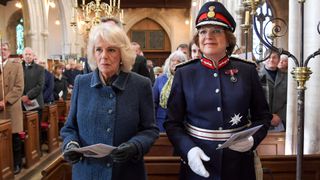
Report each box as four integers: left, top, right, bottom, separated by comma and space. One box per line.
229, 136, 254, 152
187, 147, 210, 178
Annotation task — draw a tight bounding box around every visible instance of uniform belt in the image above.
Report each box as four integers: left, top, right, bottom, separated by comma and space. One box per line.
185, 122, 251, 141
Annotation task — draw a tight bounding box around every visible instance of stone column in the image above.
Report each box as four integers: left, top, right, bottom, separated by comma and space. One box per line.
302, 0, 320, 154
286, 0, 320, 154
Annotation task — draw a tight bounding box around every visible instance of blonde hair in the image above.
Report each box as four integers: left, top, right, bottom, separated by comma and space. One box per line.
87, 23, 136, 72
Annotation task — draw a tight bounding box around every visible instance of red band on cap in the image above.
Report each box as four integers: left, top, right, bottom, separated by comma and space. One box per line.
197, 13, 208, 24
197, 12, 232, 29
214, 13, 232, 28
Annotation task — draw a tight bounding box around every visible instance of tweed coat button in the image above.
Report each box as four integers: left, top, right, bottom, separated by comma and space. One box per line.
215, 89, 220, 93
108, 109, 113, 114
213, 73, 218, 77
217, 107, 221, 111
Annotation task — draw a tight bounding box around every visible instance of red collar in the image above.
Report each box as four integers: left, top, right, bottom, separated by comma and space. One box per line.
200, 56, 229, 70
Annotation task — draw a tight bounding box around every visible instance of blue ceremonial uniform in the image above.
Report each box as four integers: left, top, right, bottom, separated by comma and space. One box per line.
164, 57, 272, 180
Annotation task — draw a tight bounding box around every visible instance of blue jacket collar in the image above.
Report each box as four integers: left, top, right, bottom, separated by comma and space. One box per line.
90, 69, 129, 91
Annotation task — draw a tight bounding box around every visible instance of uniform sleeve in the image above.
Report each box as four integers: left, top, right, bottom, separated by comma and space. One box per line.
249, 66, 272, 149
164, 69, 197, 160
60, 76, 81, 149
128, 78, 159, 159
6, 63, 24, 104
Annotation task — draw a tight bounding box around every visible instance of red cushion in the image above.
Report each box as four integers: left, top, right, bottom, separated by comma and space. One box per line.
41, 122, 50, 129
18, 131, 26, 140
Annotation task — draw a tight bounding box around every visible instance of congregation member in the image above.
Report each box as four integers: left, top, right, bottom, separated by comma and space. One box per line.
61, 23, 159, 179
164, 2, 272, 179
21, 47, 45, 146
153, 51, 187, 132
189, 39, 201, 59
131, 42, 151, 79
259, 50, 287, 132
176, 43, 189, 58
147, 59, 155, 84
38, 60, 54, 104
63, 59, 82, 89
53, 63, 68, 101
0, 42, 24, 174
278, 54, 289, 73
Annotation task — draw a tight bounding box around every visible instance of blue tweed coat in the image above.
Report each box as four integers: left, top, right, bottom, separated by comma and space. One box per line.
61, 70, 159, 180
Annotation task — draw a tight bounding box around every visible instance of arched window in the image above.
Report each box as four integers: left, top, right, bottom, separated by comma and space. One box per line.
252, 2, 273, 61
16, 18, 24, 54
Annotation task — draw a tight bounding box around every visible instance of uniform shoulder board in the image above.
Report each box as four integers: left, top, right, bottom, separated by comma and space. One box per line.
175, 59, 200, 69
230, 56, 257, 66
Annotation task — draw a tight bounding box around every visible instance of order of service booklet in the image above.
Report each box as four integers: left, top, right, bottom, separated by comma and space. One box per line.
216, 125, 263, 150
63, 143, 116, 158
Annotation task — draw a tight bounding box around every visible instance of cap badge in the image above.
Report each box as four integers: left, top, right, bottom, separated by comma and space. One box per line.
207, 6, 216, 18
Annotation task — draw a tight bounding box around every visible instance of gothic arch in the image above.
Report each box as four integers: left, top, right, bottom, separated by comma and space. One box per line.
125, 12, 172, 47
6, 9, 23, 54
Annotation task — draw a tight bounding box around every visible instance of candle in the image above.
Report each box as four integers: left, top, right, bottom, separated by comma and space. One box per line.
113, 0, 115, 7
245, 11, 250, 25
118, 0, 120, 9
82, 0, 85, 5
74, 0, 78, 7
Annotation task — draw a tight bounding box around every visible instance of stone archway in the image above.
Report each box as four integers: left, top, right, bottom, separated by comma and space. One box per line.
6, 9, 23, 54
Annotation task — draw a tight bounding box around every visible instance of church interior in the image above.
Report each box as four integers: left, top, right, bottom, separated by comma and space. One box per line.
0, 0, 320, 179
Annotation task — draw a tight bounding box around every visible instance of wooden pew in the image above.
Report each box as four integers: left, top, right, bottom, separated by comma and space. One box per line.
41, 156, 71, 180
23, 111, 40, 168
41, 104, 59, 153
147, 132, 285, 157
146, 133, 174, 156
56, 100, 70, 130
257, 132, 285, 155
42, 154, 320, 180
0, 119, 14, 180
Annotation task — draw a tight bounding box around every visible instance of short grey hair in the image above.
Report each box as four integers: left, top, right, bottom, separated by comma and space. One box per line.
163, 50, 188, 75
87, 23, 136, 72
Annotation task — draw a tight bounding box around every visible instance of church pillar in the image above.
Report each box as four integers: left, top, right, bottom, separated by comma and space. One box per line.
301, 0, 320, 154
286, 0, 320, 154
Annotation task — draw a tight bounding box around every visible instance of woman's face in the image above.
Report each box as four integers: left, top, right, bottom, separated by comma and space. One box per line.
56, 67, 63, 75
191, 43, 201, 59
198, 25, 228, 60
170, 57, 182, 74
94, 37, 121, 79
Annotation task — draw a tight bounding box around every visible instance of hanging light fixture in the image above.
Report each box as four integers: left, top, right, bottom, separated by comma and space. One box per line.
71, 0, 124, 34
15, 1, 22, 8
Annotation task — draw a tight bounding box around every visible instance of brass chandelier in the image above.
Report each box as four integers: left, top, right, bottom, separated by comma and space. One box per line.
71, 0, 124, 33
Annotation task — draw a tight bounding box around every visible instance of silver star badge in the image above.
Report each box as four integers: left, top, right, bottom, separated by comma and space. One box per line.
229, 113, 242, 126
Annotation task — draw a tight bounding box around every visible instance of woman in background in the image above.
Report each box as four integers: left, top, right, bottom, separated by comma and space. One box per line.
153, 51, 187, 132
53, 63, 68, 101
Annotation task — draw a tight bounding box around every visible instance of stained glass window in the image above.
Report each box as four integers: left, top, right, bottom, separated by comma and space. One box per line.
16, 18, 24, 54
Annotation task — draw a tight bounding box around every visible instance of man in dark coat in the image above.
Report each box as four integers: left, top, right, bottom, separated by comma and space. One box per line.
21, 47, 45, 147
259, 50, 287, 131
131, 42, 151, 79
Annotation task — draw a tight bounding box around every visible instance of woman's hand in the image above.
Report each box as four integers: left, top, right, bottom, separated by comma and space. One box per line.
63, 142, 83, 164
187, 147, 210, 178
110, 142, 138, 163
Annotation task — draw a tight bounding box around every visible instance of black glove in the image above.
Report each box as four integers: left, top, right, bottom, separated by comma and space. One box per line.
63, 142, 83, 164
110, 142, 138, 163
